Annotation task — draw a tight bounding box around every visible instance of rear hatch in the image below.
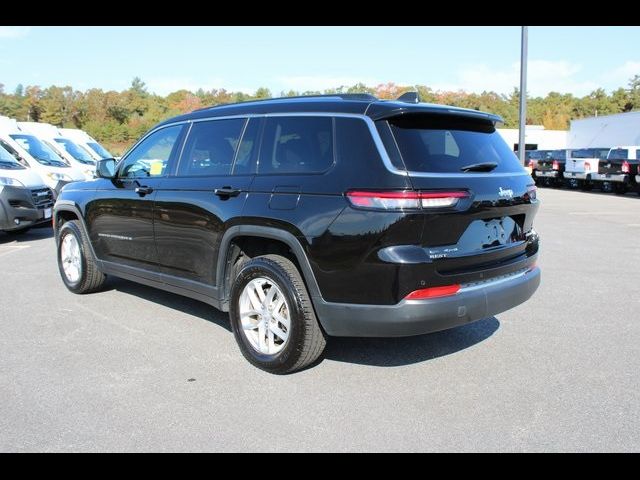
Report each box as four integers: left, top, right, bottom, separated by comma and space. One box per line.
600, 148, 639, 176
537, 149, 566, 173
378, 113, 539, 285
566, 148, 608, 174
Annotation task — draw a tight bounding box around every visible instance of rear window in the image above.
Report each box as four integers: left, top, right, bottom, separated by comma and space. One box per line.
258, 117, 334, 175
383, 115, 522, 174
608, 149, 629, 160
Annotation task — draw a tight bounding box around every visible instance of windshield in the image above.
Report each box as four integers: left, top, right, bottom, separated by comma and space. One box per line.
54, 138, 96, 164
608, 148, 629, 160
87, 141, 113, 159
9, 134, 69, 167
383, 115, 522, 173
0, 145, 25, 169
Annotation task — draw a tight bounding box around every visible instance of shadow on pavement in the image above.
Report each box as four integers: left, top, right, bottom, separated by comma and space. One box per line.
99, 275, 499, 368
322, 317, 500, 367
0, 225, 53, 245
104, 276, 232, 333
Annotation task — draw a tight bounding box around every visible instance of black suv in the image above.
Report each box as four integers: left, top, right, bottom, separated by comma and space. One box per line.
53, 94, 541, 374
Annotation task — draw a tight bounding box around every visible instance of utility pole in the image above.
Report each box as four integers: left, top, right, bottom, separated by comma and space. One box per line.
518, 26, 528, 166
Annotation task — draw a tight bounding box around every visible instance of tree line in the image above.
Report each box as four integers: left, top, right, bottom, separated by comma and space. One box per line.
1, 76, 640, 154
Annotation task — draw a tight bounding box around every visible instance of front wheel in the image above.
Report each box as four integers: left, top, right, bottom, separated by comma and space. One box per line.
229, 254, 326, 374
57, 220, 106, 293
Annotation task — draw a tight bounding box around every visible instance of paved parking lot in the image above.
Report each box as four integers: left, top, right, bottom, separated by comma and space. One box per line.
1, 188, 639, 452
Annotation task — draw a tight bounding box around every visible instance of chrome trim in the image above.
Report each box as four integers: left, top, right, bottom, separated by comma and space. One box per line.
459, 267, 533, 293
133, 112, 528, 179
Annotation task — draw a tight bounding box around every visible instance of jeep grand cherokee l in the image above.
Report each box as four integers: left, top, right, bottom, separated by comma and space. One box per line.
53, 94, 541, 374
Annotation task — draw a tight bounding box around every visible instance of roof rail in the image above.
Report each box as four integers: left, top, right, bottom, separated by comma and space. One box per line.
192, 93, 378, 113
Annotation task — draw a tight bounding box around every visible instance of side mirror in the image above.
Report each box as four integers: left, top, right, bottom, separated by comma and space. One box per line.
96, 158, 117, 179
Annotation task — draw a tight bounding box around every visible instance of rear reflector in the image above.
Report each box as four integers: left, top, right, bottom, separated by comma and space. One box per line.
346, 190, 469, 210
405, 284, 461, 300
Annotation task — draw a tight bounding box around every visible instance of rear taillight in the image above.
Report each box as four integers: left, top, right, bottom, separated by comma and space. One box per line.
622, 161, 630, 173
405, 284, 461, 300
345, 190, 469, 210
552, 160, 559, 170
584, 162, 591, 172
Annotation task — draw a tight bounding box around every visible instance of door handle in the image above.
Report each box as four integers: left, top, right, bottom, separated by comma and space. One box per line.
135, 186, 154, 196
214, 187, 241, 197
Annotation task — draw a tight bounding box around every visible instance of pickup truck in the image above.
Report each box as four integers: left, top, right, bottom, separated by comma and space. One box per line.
534, 149, 568, 187
563, 147, 610, 191
590, 146, 640, 195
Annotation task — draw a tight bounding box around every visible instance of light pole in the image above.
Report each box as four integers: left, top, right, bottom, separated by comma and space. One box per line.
518, 26, 528, 166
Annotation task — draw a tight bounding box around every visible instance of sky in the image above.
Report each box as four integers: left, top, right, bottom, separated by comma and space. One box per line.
0, 26, 639, 97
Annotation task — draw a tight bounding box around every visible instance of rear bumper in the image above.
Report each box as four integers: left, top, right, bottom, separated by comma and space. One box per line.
591, 173, 628, 183
535, 170, 559, 178
563, 172, 589, 180
315, 267, 541, 337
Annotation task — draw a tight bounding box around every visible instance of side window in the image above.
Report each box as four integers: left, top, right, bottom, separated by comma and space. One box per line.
119, 125, 183, 179
259, 116, 334, 174
178, 119, 245, 177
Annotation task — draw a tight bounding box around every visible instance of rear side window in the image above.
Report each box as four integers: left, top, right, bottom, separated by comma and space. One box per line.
384, 115, 522, 174
608, 149, 628, 160
178, 119, 245, 177
259, 117, 334, 174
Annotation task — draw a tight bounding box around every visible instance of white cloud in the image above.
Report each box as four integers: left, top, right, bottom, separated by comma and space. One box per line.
276, 75, 380, 93
145, 76, 226, 95
0, 26, 30, 39
431, 60, 600, 97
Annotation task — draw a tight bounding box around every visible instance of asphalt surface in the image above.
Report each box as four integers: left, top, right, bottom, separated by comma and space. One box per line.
1, 188, 639, 452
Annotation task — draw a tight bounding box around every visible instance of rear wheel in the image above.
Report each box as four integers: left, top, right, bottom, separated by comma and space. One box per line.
229, 254, 326, 374
57, 220, 106, 293
614, 183, 628, 195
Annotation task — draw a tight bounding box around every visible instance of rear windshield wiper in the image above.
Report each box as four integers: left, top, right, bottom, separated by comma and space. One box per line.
460, 162, 498, 172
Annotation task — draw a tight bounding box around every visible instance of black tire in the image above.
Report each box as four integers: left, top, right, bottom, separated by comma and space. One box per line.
5, 227, 30, 235
57, 220, 106, 294
614, 183, 628, 195
229, 254, 326, 374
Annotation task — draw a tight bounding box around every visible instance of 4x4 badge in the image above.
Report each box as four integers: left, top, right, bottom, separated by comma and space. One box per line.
498, 187, 514, 198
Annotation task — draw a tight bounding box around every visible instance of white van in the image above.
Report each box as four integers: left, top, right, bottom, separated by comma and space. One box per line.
18, 122, 96, 180
59, 128, 114, 160
0, 117, 85, 196
0, 143, 54, 234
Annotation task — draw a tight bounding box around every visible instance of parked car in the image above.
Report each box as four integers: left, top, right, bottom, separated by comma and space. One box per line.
53, 94, 541, 374
0, 117, 85, 196
528, 150, 552, 184
18, 122, 96, 180
534, 149, 569, 187
59, 128, 114, 161
563, 147, 610, 190
0, 143, 54, 234
590, 146, 640, 195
